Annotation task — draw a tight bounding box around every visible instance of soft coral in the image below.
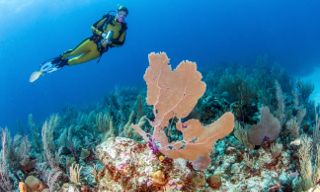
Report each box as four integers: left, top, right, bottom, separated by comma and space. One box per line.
132, 52, 235, 170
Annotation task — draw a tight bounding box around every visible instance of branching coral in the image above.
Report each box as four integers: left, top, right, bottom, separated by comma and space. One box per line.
132, 52, 235, 170
41, 115, 67, 191
297, 110, 320, 190
0, 128, 13, 191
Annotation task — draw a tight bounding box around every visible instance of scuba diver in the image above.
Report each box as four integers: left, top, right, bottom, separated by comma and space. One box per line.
29, 5, 129, 83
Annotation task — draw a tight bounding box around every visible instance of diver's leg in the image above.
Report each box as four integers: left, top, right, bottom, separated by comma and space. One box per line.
62, 39, 94, 59
51, 39, 100, 67
67, 49, 100, 65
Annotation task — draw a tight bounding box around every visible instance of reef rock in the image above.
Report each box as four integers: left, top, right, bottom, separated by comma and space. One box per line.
95, 137, 205, 191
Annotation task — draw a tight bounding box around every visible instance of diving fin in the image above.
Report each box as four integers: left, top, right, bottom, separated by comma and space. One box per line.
29, 57, 62, 83
29, 71, 43, 83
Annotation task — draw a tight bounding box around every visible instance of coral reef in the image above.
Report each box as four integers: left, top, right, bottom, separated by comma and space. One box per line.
0, 52, 320, 191
95, 137, 205, 191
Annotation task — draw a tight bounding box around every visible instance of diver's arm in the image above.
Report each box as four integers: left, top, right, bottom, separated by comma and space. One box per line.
91, 19, 106, 36
111, 31, 126, 47
91, 15, 109, 36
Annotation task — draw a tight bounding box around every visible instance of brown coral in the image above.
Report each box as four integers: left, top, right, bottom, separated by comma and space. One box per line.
151, 170, 167, 186
22, 175, 47, 192
207, 175, 222, 189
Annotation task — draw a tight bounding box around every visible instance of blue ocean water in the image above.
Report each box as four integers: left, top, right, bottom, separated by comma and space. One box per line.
1, 0, 320, 131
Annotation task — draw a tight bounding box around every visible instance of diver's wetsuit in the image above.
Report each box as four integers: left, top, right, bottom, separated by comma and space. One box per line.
61, 14, 127, 65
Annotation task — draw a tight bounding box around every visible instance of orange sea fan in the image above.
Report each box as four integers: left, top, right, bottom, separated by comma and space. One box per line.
144, 52, 206, 133
133, 52, 235, 170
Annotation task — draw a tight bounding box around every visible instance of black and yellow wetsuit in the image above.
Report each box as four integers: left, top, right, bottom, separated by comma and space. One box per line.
61, 14, 127, 65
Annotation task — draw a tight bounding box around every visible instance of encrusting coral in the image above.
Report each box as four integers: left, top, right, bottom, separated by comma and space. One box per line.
96, 137, 199, 191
